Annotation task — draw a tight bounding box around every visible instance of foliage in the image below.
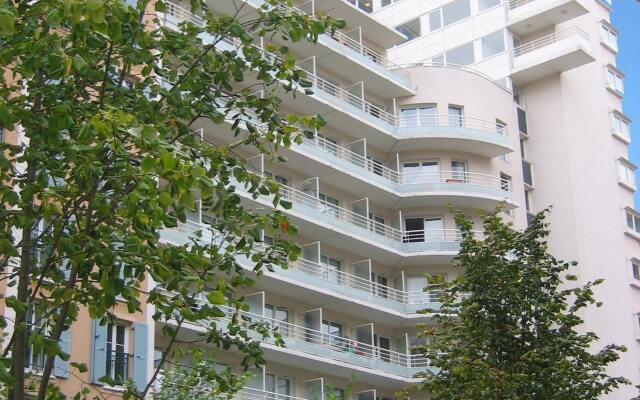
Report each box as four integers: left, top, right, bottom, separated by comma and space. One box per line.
411, 209, 630, 400
0, 0, 343, 398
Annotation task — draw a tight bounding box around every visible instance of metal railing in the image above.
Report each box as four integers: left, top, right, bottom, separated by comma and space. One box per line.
508, 0, 538, 9
403, 61, 512, 92
161, 221, 442, 305
302, 137, 512, 192
301, 67, 397, 126
173, 291, 432, 369
329, 30, 411, 81
397, 113, 507, 135
106, 350, 131, 386
162, 1, 408, 81
290, 258, 441, 304
237, 177, 483, 246
513, 27, 589, 57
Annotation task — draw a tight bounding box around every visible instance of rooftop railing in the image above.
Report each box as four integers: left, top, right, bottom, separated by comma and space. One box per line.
513, 26, 589, 57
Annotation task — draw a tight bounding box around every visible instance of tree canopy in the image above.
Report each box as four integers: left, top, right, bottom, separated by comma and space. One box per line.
0, 0, 342, 398
411, 209, 631, 400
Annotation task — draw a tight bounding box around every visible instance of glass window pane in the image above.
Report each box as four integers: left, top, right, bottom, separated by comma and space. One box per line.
396, 18, 421, 42
478, 0, 500, 11
442, 0, 470, 26
429, 10, 442, 31
482, 31, 505, 58
445, 43, 474, 66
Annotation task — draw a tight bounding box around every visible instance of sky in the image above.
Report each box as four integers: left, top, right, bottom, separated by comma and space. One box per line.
611, 0, 640, 206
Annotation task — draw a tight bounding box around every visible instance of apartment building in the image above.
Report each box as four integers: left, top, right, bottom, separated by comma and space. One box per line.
370, 0, 639, 398
7, 0, 637, 399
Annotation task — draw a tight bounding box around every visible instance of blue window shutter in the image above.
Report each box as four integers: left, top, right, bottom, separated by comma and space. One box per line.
91, 320, 107, 384
132, 323, 148, 392
53, 327, 71, 378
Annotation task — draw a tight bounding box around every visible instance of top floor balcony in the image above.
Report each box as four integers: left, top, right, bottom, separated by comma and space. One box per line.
511, 27, 594, 84
161, 1, 413, 98
507, 0, 588, 36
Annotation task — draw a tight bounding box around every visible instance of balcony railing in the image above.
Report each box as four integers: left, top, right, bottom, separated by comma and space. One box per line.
233, 178, 484, 251
301, 68, 397, 126
508, 0, 537, 9
165, 290, 433, 372
301, 137, 512, 193
106, 350, 131, 387
328, 30, 411, 81
513, 27, 589, 57
162, 1, 409, 81
289, 258, 441, 305
397, 113, 507, 135
160, 222, 443, 312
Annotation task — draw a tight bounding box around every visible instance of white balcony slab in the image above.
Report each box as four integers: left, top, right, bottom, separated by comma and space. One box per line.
511, 28, 594, 84
507, 0, 588, 36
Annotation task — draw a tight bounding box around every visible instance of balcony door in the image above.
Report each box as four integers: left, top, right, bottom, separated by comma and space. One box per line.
402, 161, 439, 184
320, 254, 341, 284
425, 216, 445, 242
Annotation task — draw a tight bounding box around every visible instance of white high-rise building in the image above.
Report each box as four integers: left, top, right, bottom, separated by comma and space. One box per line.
7, 0, 637, 399
369, 0, 639, 397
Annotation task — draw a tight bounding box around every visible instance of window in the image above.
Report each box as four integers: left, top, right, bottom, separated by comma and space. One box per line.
600, 22, 618, 51
0, 127, 3, 143
442, 0, 470, 26
264, 171, 288, 186
618, 159, 636, 189
445, 43, 475, 66
626, 210, 640, 234
517, 107, 528, 135
524, 190, 531, 212
611, 111, 631, 142
322, 320, 344, 347
519, 139, 527, 159
400, 105, 437, 127
367, 156, 384, 176
500, 173, 512, 191
26, 305, 47, 372
369, 213, 385, 235
428, 10, 442, 31
478, 0, 500, 10
482, 31, 505, 59
266, 374, 290, 396
396, 18, 421, 42
317, 133, 338, 156
265, 304, 289, 336
346, 0, 372, 13
631, 259, 640, 281
451, 161, 467, 182
606, 67, 624, 94
320, 254, 341, 284
496, 119, 507, 135
106, 323, 129, 386
522, 160, 533, 186
319, 193, 339, 218
448, 105, 464, 127
331, 388, 345, 400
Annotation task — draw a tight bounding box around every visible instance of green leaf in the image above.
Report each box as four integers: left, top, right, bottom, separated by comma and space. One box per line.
141, 157, 155, 174
0, 11, 15, 35
206, 291, 225, 305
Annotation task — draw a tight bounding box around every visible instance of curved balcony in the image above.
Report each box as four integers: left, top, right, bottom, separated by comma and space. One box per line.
159, 289, 431, 381
294, 136, 514, 208
393, 113, 512, 157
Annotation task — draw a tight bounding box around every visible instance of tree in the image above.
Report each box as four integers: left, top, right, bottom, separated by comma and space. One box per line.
0, 0, 343, 398
411, 209, 631, 400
